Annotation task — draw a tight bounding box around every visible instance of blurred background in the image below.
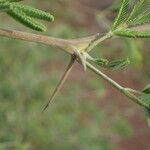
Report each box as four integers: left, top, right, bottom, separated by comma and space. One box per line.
0, 0, 150, 150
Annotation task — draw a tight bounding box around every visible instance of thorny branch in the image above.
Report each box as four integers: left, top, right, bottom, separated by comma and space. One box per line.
0, 27, 150, 110
0, 28, 97, 54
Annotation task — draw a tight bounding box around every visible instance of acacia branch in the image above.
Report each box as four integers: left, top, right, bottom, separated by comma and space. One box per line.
0, 27, 149, 110
0, 28, 97, 54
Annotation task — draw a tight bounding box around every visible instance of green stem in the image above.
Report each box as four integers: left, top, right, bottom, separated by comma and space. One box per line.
85, 31, 113, 52
123, 89, 149, 108
86, 61, 150, 109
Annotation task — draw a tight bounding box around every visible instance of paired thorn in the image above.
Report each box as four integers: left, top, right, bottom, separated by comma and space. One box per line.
74, 49, 87, 71
42, 54, 76, 112
42, 49, 90, 112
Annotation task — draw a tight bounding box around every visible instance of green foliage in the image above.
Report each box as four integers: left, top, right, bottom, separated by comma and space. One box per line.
0, 0, 54, 31
10, 3, 54, 21
112, 0, 130, 30
114, 28, 150, 38
144, 108, 150, 126
7, 8, 47, 32
143, 84, 150, 94
130, 11, 150, 26
112, 0, 150, 38
107, 0, 150, 125
127, 0, 150, 23
138, 84, 150, 126
93, 58, 130, 70
139, 93, 150, 108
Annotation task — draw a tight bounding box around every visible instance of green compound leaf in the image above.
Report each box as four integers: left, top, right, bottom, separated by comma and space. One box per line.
7, 7, 47, 31
112, 0, 130, 30
130, 11, 150, 26
94, 58, 130, 70
93, 58, 109, 66
11, 2, 54, 22
114, 28, 150, 38
127, 0, 150, 24
0, 0, 54, 32
107, 58, 130, 69
111, 0, 150, 39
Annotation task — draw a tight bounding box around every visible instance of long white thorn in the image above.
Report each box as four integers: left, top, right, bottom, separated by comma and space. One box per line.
74, 49, 87, 71
42, 54, 76, 112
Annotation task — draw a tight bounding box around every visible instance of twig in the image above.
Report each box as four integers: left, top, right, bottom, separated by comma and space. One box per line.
85, 31, 113, 52
1, 27, 149, 110
0, 28, 97, 54
125, 88, 143, 95
86, 61, 150, 109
